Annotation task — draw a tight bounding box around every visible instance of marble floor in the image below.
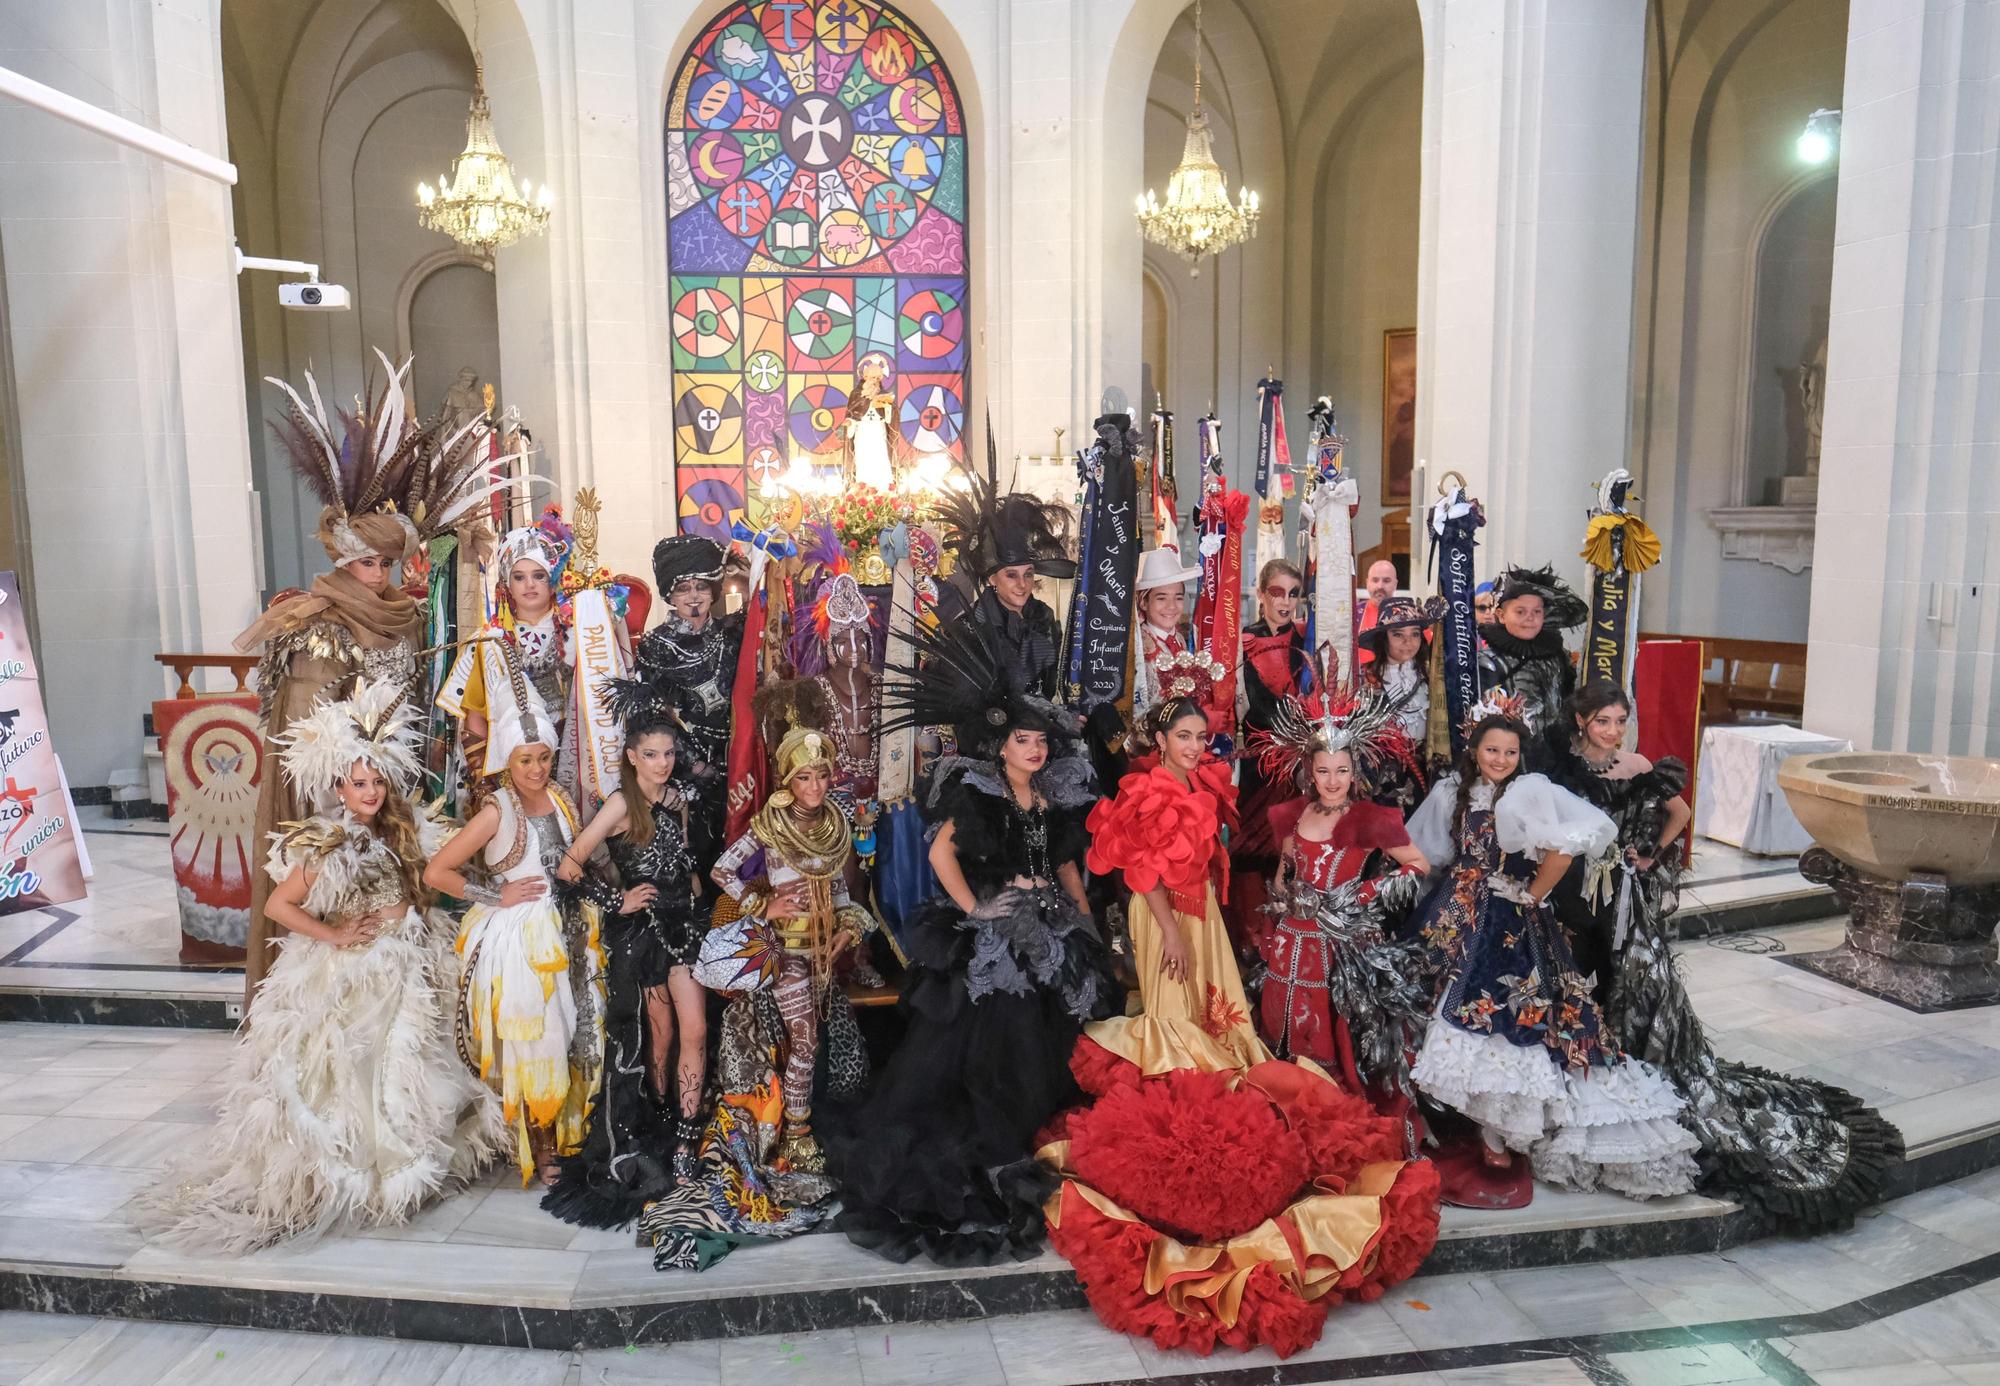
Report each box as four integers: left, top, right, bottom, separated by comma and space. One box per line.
0, 820, 1831, 1014
4, 1166, 2000, 1383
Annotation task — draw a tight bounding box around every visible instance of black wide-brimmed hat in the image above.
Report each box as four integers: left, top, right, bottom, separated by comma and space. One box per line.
1360, 595, 1446, 658
935, 471, 1077, 580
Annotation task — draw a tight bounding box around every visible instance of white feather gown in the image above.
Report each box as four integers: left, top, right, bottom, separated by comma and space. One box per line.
143, 809, 505, 1255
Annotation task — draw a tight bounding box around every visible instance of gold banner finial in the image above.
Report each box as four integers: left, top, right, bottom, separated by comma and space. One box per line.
571, 486, 601, 572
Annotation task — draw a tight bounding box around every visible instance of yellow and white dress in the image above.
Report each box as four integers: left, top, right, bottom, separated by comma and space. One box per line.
456, 783, 605, 1180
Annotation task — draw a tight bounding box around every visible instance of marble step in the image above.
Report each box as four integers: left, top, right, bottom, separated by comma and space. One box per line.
0, 1121, 1990, 1352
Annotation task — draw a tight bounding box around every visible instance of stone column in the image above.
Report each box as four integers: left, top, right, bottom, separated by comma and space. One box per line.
1412, 0, 1648, 588
0, 0, 258, 785
1804, 0, 2000, 756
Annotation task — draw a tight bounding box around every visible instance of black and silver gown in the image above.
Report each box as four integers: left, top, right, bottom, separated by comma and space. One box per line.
543, 784, 705, 1228
826, 760, 1114, 1266
614, 612, 744, 876
1541, 734, 1905, 1231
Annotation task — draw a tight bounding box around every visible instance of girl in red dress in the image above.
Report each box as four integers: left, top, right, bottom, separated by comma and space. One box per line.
1251, 692, 1433, 1118
1041, 687, 1441, 1360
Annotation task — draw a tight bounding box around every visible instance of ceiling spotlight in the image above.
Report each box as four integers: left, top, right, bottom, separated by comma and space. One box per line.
1797, 107, 1841, 165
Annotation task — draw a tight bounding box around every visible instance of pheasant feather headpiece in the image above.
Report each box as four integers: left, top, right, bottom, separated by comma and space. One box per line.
266, 348, 544, 567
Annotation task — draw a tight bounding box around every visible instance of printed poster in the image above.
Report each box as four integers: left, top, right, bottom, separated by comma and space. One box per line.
0, 570, 86, 913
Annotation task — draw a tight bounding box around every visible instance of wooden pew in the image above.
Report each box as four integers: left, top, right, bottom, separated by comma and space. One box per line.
1638, 632, 1806, 724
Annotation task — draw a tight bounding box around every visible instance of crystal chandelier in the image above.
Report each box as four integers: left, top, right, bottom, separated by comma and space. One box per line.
1136, 0, 1260, 275
417, 54, 551, 264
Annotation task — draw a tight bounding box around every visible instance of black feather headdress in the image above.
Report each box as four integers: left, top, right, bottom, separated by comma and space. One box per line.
1493, 564, 1589, 631
933, 468, 1077, 580
880, 613, 1078, 757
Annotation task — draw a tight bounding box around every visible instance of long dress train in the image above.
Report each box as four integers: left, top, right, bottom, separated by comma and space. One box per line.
827, 763, 1113, 1266
1042, 760, 1439, 1359
1538, 738, 1904, 1231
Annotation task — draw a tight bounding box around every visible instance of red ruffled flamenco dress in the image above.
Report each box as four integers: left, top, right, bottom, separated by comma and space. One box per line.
1040, 759, 1440, 1358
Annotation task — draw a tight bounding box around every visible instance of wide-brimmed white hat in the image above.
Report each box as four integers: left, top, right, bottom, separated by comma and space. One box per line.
1135, 546, 1202, 594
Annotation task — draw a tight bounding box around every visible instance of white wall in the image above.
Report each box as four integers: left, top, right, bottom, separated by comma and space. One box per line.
0, 0, 259, 786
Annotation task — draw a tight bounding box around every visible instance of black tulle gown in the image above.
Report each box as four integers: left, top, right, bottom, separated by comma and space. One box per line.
544, 786, 705, 1228
826, 764, 1114, 1266
1541, 730, 1904, 1231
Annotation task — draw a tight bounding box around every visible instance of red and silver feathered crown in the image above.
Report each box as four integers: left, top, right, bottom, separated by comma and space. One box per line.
1460, 687, 1529, 735
1154, 648, 1226, 706
1251, 687, 1417, 784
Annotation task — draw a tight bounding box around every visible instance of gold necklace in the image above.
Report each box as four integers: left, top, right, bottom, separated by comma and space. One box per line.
756, 800, 849, 878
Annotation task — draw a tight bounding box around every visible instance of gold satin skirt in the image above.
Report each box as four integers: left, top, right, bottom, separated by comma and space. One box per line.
1088, 887, 1274, 1076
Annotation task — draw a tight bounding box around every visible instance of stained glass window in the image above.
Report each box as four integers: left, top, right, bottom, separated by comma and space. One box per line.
665, 0, 970, 541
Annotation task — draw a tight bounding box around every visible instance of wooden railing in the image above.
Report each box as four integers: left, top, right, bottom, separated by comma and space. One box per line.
155, 653, 258, 701
1640, 632, 1805, 724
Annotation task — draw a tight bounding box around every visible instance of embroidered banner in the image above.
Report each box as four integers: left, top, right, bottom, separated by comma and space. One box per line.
1428, 486, 1485, 758
1192, 470, 1249, 738
1066, 429, 1140, 715
1150, 407, 1179, 552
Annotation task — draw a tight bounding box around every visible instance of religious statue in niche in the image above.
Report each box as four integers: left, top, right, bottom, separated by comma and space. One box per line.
1775, 329, 1826, 507
443, 367, 488, 432
844, 352, 896, 492
1799, 333, 1826, 475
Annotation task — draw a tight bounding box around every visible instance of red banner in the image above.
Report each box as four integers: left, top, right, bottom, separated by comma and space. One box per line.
1635, 637, 1703, 856
1192, 483, 1249, 738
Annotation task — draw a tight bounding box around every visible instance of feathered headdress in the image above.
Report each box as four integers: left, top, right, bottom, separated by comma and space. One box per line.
277, 677, 424, 804
788, 554, 880, 677
933, 469, 1077, 579
1492, 564, 1588, 631
493, 505, 573, 606
1251, 687, 1418, 787
880, 611, 1078, 757
266, 348, 541, 567
1460, 687, 1529, 736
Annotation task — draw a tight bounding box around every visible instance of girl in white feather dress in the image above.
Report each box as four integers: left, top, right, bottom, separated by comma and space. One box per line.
145, 680, 504, 1255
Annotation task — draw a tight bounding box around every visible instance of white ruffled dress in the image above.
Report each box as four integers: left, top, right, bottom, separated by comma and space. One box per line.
1405, 774, 1700, 1199
144, 808, 504, 1254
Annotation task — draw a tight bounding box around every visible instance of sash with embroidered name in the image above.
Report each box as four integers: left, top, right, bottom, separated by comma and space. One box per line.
1427, 483, 1486, 759
1190, 417, 1249, 740
1064, 428, 1140, 722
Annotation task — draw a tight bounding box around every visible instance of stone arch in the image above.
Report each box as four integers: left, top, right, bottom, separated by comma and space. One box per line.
1730, 166, 1839, 508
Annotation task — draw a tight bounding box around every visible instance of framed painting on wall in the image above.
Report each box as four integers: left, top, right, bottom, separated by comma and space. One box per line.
1382, 327, 1416, 505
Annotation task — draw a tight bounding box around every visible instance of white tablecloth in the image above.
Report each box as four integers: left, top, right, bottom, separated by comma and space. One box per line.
1695, 723, 1853, 856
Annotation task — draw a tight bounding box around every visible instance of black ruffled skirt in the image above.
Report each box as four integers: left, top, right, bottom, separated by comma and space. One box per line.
825, 887, 1115, 1267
